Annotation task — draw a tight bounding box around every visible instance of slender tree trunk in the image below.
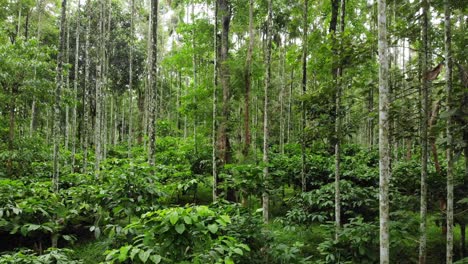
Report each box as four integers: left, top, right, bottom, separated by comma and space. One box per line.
71, 0, 80, 171
16, 2, 22, 42
419, 0, 429, 262
192, 2, 198, 154
29, 2, 42, 138
444, 0, 454, 261
279, 42, 285, 155
378, 0, 390, 262
94, 0, 105, 176
429, 101, 441, 174
128, 0, 134, 158
301, 0, 308, 193
334, 0, 346, 238
83, 3, 90, 173
7, 85, 17, 177
53, 0, 67, 193
148, 0, 158, 166
65, 11, 70, 152
243, 0, 253, 157
212, 0, 218, 201
262, 0, 272, 223
287, 67, 293, 144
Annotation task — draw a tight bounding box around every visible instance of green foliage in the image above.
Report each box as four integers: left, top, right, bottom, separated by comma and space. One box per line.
0, 248, 82, 264
103, 206, 249, 263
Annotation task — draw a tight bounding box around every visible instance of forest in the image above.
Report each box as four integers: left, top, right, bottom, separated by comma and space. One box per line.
0, 0, 467, 263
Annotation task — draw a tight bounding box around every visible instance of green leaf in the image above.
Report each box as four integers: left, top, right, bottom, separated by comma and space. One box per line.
130, 247, 139, 260
175, 223, 186, 234
139, 249, 152, 263
150, 254, 162, 264
233, 248, 243, 255
224, 256, 234, 264
27, 224, 41, 232
169, 212, 179, 225
207, 224, 218, 234
220, 215, 231, 224
183, 216, 192, 225
119, 245, 132, 262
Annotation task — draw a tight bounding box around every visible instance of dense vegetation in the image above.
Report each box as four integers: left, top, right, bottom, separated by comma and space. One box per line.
0, 0, 466, 263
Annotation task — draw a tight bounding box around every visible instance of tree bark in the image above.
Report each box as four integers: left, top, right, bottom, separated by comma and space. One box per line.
243, 0, 253, 157
148, 0, 159, 166
301, 0, 308, 193
262, 0, 272, 223
334, 0, 346, 239
71, 0, 81, 172
216, 0, 233, 200
419, 0, 429, 262
128, 0, 134, 158
212, 0, 218, 202
378, 0, 390, 262
428, 101, 441, 174
444, 0, 454, 261
192, 2, 198, 155
53, 0, 67, 192
65, 10, 70, 152
83, 2, 90, 173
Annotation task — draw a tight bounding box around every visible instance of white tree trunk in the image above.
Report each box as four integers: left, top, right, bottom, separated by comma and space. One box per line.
419, 1, 429, 262
378, 0, 390, 262
444, 0, 454, 261
53, 0, 67, 192
71, 0, 80, 172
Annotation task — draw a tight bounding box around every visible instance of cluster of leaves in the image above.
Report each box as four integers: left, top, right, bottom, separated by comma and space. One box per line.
103, 205, 249, 264
317, 212, 419, 264
0, 248, 81, 264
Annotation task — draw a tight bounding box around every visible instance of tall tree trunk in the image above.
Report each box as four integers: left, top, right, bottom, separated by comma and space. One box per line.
444, 0, 454, 262
334, 0, 346, 239
83, 2, 90, 173
262, 0, 272, 223
53, 0, 67, 193
7, 85, 17, 177
148, 0, 158, 166
287, 66, 293, 144
216, 0, 232, 200
279, 42, 285, 155
301, 0, 308, 193
128, 0, 134, 158
243, 0, 253, 157
429, 101, 441, 174
192, 2, 198, 154
212, 0, 218, 201
65, 10, 70, 152
71, 0, 81, 172
378, 0, 390, 262
94, 0, 105, 176
419, 0, 429, 262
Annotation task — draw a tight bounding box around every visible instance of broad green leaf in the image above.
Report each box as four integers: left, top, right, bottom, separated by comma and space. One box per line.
27, 224, 41, 232
207, 224, 218, 234
224, 256, 234, 264
175, 223, 186, 234
169, 212, 179, 225
150, 254, 162, 264
233, 248, 243, 255
183, 216, 192, 225
139, 249, 152, 263
119, 245, 132, 262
